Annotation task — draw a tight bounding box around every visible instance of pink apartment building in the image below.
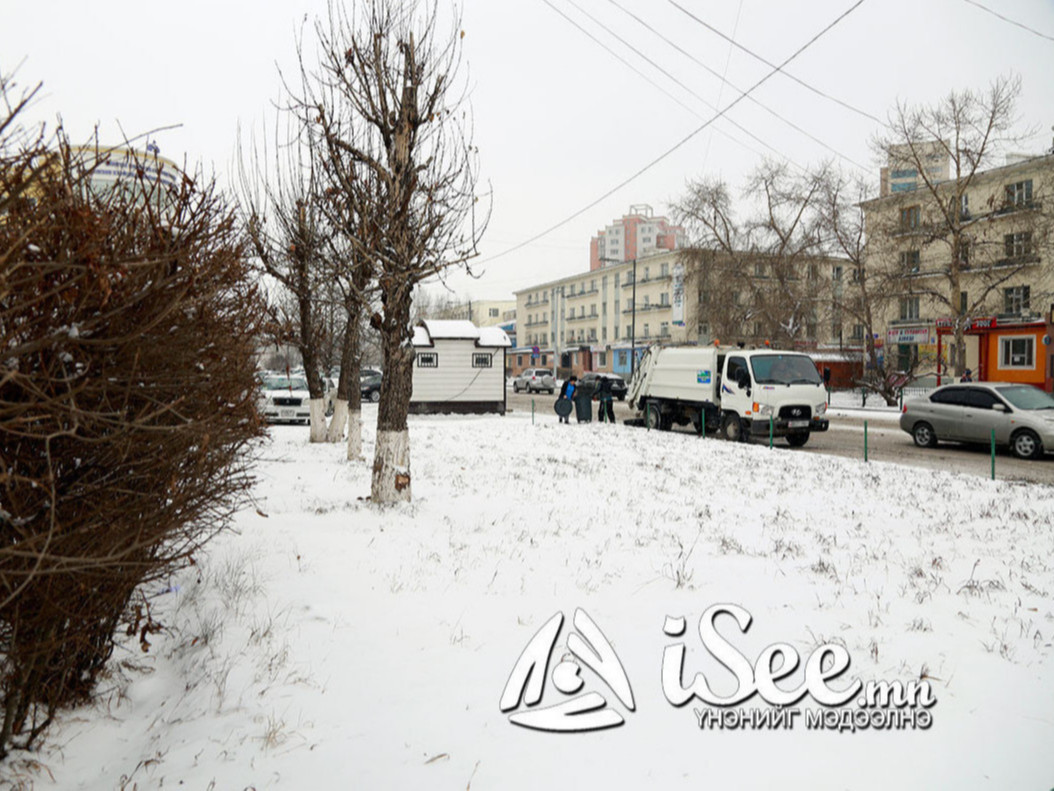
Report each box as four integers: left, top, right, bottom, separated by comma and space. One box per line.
589, 203, 685, 271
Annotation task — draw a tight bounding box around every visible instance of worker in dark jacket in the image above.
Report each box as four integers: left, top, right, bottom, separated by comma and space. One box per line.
556, 376, 577, 424
595, 376, 616, 423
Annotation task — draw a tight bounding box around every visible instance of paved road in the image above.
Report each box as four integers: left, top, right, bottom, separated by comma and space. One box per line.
506, 387, 1054, 485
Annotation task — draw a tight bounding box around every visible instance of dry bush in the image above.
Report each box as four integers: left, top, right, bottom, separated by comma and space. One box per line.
0, 74, 264, 757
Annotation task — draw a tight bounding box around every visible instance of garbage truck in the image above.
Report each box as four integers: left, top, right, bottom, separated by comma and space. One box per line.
627, 345, 830, 446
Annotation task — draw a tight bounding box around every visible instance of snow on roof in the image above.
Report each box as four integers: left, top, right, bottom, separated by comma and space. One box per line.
413, 320, 510, 348
420, 319, 479, 339
477, 326, 511, 348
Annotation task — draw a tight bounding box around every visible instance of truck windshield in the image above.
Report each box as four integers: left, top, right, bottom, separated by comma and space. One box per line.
750, 355, 821, 385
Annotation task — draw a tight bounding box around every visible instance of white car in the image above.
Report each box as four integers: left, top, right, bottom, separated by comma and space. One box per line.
259, 375, 312, 424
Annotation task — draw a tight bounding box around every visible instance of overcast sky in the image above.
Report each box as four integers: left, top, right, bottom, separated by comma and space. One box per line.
4, 0, 1053, 302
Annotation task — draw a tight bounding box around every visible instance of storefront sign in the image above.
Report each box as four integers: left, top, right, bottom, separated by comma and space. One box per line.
886, 326, 931, 344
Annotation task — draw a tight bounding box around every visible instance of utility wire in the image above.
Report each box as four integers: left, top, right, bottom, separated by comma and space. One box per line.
702, 0, 744, 169
962, 0, 1054, 43
667, 0, 883, 124
607, 0, 867, 170
539, 0, 776, 165
478, 0, 868, 267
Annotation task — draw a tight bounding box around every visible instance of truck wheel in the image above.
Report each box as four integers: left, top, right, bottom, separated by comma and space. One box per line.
786, 432, 809, 448
645, 402, 662, 430
722, 414, 744, 442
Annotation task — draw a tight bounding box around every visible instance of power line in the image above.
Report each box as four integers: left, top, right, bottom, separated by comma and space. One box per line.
606, 0, 868, 170
962, 0, 1054, 43
702, 0, 744, 170
538, 0, 776, 165
667, 0, 883, 124
477, 0, 868, 267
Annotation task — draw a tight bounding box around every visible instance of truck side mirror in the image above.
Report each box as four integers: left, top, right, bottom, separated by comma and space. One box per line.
735, 369, 750, 389
823, 367, 832, 385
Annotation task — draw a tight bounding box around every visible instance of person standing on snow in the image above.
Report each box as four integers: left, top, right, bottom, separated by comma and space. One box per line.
556, 375, 577, 424
595, 376, 615, 423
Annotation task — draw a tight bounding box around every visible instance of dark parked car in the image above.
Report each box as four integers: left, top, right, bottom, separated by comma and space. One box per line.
580, 372, 628, 400
361, 374, 382, 403
900, 381, 1054, 459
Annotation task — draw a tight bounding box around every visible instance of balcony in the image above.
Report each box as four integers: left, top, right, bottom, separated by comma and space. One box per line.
566, 313, 598, 323
566, 288, 599, 299
523, 319, 548, 328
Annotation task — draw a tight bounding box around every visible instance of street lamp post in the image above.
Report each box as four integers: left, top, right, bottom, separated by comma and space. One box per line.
630, 257, 638, 378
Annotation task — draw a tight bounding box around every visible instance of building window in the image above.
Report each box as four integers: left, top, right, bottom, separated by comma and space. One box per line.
899, 297, 920, 321
644, 266, 650, 280
833, 266, 843, 281
472, 353, 493, 368
598, 352, 607, 367
614, 326, 620, 340
1004, 285, 1030, 314
754, 261, 767, 278
899, 205, 921, 231
851, 324, 864, 340
626, 325, 631, 338
643, 295, 650, 307
488, 307, 499, 317
808, 264, 819, 280
541, 333, 547, 345
1004, 232, 1033, 259
660, 322, 669, 337
602, 327, 607, 341
541, 354, 547, 365
1000, 336, 1034, 369
959, 291, 968, 314
660, 262, 669, 277
590, 304, 597, 316
417, 352, 438, 368
660, 292, 669, 306
899, 250, 921, 272
1005, 179, 1033, 208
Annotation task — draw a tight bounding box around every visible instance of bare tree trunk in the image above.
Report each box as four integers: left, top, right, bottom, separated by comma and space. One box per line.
371, 298, 413, 502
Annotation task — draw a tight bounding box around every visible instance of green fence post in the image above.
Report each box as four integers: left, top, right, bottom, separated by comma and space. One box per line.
862, 387, 866, 407
531, 398, 535, 426
864, 420, 869, 463
769, 416, 774, 448
898, 388, 903, 410
991, 428, 995, 480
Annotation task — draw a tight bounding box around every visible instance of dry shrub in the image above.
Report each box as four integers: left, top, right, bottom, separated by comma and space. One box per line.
0, 75, 264, 757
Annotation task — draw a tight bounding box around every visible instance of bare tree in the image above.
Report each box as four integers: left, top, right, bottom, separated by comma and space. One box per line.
303, 0, 487, 503
237, 119, 332, 442
817, 168, 923, 404
675, 161, 832, 348
869, 74, 1051, 377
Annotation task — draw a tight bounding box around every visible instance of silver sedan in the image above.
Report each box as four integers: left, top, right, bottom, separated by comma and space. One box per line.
900, 382, 1054, 459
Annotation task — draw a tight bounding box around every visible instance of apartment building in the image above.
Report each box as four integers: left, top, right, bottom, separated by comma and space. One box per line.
862, 151, 1054, 389
436, 299, 516, 327
879, 141, 950, 197
589, 204, 685, 271
514, 250, 688, 377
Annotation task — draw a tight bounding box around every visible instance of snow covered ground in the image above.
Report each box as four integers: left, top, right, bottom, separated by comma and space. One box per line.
11, 406, 1054, 789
